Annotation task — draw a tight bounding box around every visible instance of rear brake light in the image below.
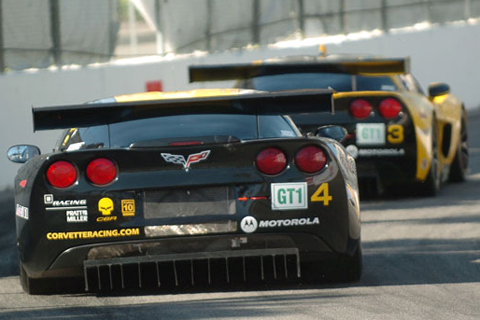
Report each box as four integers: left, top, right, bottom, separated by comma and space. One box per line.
295, 146, 327, 173
169, 141, 203, 146
255, 148, 287, 175
46, 161, 77, 188
86, 158, 117, 186
350, 99, 373, 119
379, 98, 402, 119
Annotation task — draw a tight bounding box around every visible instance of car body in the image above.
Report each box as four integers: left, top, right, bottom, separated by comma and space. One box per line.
8, 88, 361, 294
190, 55, 469, 196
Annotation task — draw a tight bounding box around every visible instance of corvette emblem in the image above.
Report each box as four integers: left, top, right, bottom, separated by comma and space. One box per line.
161, 150, 211, 170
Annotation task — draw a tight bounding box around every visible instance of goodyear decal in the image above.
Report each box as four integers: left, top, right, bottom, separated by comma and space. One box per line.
46, 228, 140, 240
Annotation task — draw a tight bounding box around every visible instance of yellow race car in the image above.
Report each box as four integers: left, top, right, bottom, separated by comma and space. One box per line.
190, 55, 469, 196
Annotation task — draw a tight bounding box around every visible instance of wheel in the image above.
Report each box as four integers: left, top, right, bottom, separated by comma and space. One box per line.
449, 110, 469, 182
338, 244, 362, 282
420, 119, 441, 196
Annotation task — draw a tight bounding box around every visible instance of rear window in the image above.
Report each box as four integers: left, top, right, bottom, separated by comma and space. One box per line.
245, 73, 397, 92
57, 114, 299, 150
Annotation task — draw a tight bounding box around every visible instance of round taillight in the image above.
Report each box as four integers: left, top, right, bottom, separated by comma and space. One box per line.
46, 161, 77, 188
295, 146, 327, 173
256, 148, 287, 175
350, 99, 373, 119
379, 98, 402, 119
86, 158, 117, 186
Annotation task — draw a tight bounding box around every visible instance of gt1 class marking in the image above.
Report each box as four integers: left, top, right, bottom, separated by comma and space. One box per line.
311, 183, 332, 206
46, 228, 141, 240
16, 204, 29, 220
161, 150, 211, 170
356, 123, 386, 146
387, 124, 404, 144
271, 182, 308, 210
121, 199, 135, 217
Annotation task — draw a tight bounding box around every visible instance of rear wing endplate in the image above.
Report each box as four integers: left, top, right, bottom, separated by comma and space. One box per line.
189, 57, 410, 82
33, 89, 333, 131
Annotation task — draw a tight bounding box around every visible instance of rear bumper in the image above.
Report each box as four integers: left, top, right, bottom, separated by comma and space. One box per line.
29, 232, 359, 282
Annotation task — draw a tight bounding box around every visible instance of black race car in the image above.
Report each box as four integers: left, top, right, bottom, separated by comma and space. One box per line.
7, 89, 361, 294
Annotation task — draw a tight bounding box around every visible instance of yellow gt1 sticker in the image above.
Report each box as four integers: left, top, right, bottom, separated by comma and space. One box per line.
387, 125, 404, 144
311, 183, 332, 206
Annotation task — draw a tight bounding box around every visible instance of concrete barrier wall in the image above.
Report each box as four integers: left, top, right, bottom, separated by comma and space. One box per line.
1, 21, 479, 189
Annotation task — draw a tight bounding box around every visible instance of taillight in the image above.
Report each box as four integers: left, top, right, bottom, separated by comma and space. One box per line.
86, 158, 117, 186
295, 146, 327, 173
350, 99, 373, 119
256, 148, 287, 175
46, 161, 77, 188
379, 98, 402, 119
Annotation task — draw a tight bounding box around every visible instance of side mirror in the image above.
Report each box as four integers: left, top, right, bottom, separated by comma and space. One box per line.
428, 82, 450, 97
7, 145, 41, 163
315, 125, 348, 143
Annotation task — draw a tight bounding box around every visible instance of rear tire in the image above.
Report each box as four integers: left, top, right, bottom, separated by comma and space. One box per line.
449, 110, 469, 182
338, 244, 362, 282
420, 119, 441, 196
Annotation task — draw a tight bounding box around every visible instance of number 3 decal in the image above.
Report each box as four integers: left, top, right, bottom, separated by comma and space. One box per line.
311, 183, 332, 206
387, 124, 404, 144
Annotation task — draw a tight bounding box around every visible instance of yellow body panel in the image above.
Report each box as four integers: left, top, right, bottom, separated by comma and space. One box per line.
114, 88, 254, 103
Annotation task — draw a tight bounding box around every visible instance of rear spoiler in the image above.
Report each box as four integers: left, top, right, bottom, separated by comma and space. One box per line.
33, 89, 333, 131
189, 57, 410, 82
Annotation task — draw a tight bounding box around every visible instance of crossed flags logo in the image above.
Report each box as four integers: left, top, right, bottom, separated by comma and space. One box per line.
161, 150, 211, 170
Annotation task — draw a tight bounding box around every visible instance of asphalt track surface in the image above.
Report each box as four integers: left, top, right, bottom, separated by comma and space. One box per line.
0, 110, 479, 320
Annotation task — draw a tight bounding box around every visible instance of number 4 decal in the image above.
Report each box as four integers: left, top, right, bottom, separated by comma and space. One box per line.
311, 183, 332, 206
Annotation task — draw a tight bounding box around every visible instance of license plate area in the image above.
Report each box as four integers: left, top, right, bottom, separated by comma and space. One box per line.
356, 123, 386, 146
144, 187, 235, 218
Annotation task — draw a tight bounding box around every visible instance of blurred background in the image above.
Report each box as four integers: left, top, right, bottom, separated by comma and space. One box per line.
1, 0, 479, 189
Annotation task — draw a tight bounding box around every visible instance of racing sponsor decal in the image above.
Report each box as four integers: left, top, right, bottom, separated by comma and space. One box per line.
66, 210, 88, 223
97, 197, 117, 222
44, 194, 87, 211
240, 216, 320, 233
161, 150, 211, 170
46, 228, 140, 240
358, 148, 405, 157
258, 217, 319, 228
16, 204, 29, 220
346, 145, 359, 159
240, 216, 258, 233
121, 199, 135, 217
271, 182, 307, 210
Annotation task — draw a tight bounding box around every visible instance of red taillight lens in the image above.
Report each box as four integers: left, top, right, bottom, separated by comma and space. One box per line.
350, 99, 373, 119
46, 161, 77, 188
86, 158, 117, 186
379, 98, 402, 119
256, 148, 287, 175
295, 146, 327, 173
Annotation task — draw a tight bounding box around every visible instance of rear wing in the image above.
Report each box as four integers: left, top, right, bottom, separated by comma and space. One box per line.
33, 89, 333, 131
189, 57, 410, 82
